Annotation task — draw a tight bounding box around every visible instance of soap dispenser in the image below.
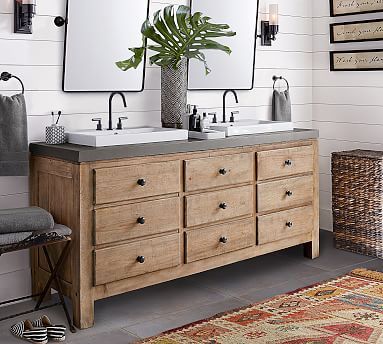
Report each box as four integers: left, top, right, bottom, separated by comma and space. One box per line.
189, 105, 199, 131
201, 112, 210, 132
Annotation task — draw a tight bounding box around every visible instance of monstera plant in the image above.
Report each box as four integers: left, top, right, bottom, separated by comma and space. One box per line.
116, 5, 236, 128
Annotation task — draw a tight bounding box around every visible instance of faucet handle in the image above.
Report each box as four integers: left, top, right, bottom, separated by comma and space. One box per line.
208, 113, 217, 124
117, 117, 128, 130
92, 118, 102, 131
230, 111, 239, 123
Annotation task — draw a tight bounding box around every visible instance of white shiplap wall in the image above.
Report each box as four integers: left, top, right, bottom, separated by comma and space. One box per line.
312, 2, 383, 231
0, 0, 313, 301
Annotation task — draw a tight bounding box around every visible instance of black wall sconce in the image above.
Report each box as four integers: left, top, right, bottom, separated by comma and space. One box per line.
258, 4, 279, 46
14, 0, 36, 34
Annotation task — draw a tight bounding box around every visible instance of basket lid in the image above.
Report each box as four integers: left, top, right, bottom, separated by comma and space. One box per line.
332, 150, 383, 160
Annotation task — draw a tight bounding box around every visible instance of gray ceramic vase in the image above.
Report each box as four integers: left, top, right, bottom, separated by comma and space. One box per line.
161, 58, 187, 129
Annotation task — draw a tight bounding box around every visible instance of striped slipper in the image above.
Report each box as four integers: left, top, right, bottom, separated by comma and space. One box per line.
32, 316, 66, 342
10, 320, 48, 344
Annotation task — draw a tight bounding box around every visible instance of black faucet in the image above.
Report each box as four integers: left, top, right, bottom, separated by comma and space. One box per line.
108, 92, 127, 130
222, 89, 238, 123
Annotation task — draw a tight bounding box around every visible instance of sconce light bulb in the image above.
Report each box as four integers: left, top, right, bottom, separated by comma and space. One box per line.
269, 4, 279, 26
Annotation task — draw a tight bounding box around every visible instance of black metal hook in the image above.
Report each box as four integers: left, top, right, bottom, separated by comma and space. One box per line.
54, 16, 66, 27
272, 75, 289, 91
0, 72, 25, 94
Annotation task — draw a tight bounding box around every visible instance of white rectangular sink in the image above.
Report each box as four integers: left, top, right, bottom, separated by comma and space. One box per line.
66, 127, 189, 147
210, 120, 294, 137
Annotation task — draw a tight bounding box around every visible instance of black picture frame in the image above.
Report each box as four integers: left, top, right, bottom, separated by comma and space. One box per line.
330, 49, 383, 71
330, 19, 383, 44
62, 0, 150, 93
329, 0, 383, 17
187, 0, 259, 91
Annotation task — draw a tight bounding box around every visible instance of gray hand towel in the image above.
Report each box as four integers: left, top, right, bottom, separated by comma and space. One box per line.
0, 207, 54, 234
272, 89, 291, 122
0, 93, 29, 176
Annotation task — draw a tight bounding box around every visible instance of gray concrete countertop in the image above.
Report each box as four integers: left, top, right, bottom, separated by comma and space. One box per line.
29, 128, 318, 163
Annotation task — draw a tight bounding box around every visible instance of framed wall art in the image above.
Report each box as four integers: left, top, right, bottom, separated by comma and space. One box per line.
330, 19, 383, 43
330, 0, 383, 17
330, 49, 383, 71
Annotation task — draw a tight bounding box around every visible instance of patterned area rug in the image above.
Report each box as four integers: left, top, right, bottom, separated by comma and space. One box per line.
140, 268, 383, 343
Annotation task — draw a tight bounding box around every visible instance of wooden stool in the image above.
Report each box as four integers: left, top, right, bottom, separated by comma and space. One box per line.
0, 231, 76, 333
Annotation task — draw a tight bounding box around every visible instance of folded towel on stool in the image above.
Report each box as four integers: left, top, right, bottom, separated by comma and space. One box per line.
0, 207, 54, 234
0, 232, 33, 246
0, 224, 72, 246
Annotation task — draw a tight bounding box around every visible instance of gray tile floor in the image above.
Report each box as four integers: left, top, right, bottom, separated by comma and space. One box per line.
1, 230, 382, 343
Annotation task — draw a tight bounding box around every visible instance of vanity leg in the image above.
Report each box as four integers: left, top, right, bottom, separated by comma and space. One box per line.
73, 293, 94, 329
304, 240, 319, 259
305, 139, 320, 260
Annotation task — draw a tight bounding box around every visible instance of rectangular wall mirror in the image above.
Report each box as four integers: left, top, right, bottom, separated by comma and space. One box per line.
188, 0, 259, 91
63, 0, 149, 92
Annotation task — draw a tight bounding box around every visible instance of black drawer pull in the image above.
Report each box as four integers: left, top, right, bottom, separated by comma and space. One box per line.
285, 159, 293, 166
286, 221, 293, 228
137, 178, 146, 187
136, 256, 145, 264
137, 217, 146, 225
286, 190, 293, 197
220, 236, 228, 244
219, 202, 228, 210
219, 168, 227, 176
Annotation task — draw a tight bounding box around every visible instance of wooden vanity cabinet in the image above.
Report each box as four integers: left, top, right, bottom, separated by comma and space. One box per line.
30, 139, 319, 329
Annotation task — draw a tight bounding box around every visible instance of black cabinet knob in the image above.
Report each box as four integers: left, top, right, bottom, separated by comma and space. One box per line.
285, 159, 293, 166
136, 256, 145, 263
137, 217, 145, 225
219, 168, 227, 176
219, 202, 228, 210
137, 178, 146, 187
286, 221, 293, 228
286, 190, 293, 197
220, 236, 228, 244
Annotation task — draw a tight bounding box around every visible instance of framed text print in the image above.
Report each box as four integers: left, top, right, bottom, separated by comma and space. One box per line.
330, 19, 383, 43
330, 0, 383, 17
330, 49, 383, 71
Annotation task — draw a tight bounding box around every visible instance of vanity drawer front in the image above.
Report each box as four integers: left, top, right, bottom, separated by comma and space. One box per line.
257, 145, 314, 181
185, 185, 254, 227
185, 219, 255, 263
257, 175, 313, 213
258, 205, 313, 245
184, 153, 253, 192
94, 233, 180, 285
94, 160, 180, 204
94, 197, 180, 245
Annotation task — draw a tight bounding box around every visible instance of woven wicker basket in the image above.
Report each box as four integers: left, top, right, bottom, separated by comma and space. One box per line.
332, 150, 383, 258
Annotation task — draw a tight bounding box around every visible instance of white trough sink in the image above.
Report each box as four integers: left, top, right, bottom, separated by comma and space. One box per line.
66, 127, 189, 147
210, 120, 294, 137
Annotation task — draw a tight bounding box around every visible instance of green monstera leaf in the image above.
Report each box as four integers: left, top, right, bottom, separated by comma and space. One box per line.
116, 5, 236, 75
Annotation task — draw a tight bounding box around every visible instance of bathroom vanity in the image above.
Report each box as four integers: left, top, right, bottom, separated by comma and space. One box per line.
29, 129, 319, 329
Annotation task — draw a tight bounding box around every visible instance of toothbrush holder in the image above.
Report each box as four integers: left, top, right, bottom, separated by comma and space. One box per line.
45, 124, 66, 145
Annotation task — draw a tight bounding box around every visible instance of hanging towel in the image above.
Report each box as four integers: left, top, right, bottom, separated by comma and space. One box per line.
0, 93, 29, 176
272, 89, 291, 122
0, 207, 54, 234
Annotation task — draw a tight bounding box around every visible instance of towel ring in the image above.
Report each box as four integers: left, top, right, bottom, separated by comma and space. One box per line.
272, 75, 289, 91
0, 72, 25, 94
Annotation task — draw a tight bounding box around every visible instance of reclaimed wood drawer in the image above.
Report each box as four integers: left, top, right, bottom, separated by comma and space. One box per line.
257, 145, 314, 181
257, 175, 313, 213
185, 219, 255, 263
185, 185, 253, 228
94, 233, 180, 285
258, 205, 313, 245
184, 153, 253, 192
94, 160, 180, 204
94, 197, 180, 245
